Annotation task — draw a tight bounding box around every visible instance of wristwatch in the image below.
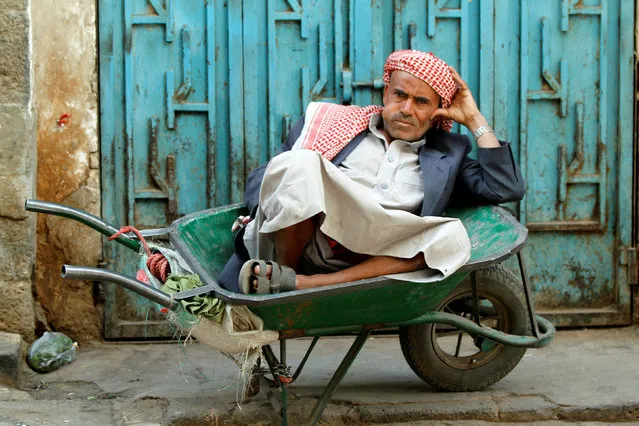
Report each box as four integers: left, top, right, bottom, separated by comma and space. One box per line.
472, 125, 494, 140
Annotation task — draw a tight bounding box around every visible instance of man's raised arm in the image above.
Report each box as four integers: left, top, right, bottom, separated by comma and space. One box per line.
431, 66, 525, 204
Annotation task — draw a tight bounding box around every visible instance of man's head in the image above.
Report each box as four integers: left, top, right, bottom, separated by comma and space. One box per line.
381, 50, 457, 142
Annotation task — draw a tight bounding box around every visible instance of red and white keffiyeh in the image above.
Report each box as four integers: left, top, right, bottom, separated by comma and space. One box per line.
300, 50, 457, 161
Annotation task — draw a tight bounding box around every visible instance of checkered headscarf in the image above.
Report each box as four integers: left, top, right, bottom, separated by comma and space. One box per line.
300, 50, 457, 160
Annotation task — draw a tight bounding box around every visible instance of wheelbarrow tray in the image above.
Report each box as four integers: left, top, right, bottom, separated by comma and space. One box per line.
169, 204, 526, 332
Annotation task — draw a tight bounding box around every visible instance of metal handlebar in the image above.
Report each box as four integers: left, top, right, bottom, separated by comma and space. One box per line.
25, 199, 141, 251
61, 265, 177, 310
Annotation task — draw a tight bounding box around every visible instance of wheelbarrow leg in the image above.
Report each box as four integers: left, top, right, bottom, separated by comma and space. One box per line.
517, 251, 540, 338
304, 330, 371, 426
262, 344, 290, 426
291, 336, 320, 383
261, 337, 322, 425
470, 271, 481, 325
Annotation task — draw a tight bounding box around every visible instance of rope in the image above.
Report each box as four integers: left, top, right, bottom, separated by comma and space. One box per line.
108, 226, 151, 256
147, 252, 170, 282
108, 226, 171, 283
273, 364, 292, 385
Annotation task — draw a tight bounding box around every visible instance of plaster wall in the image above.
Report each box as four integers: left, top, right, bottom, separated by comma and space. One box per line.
0, 0, 36, 340
635, 0, 639, 324
32, 0, 102, 341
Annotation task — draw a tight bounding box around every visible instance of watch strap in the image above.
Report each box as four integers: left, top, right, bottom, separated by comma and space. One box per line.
472, 125, 494, 140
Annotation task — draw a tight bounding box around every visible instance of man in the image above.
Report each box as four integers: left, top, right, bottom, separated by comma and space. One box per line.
220, 50, 524, 294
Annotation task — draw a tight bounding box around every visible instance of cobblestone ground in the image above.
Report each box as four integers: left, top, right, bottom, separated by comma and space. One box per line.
0, 326, 637, 425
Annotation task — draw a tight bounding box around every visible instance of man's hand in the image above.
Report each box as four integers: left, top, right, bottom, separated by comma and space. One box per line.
430, 66, 500, 148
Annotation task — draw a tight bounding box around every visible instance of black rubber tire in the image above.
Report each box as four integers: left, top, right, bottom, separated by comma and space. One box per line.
399, 264, 530, 392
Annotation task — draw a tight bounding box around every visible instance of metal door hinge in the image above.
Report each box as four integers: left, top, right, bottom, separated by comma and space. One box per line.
619, 247, 638, 285
341, 69, 384, 103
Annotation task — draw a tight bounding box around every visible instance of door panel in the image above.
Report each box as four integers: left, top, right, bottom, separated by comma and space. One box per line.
100, 0, 226, 338
514, 0, 634, 325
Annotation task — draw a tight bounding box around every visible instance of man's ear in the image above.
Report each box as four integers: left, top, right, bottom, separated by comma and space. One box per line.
382, 82, 390, 101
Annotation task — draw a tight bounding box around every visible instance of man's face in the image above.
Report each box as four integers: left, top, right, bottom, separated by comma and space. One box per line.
381, 70, 441, 142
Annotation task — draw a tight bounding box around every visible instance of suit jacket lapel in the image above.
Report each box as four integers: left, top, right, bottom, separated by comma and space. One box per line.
331, 130, 368, 166
419, 146, 450, 216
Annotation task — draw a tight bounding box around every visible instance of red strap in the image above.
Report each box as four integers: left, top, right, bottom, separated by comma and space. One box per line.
108, 226, 151, 256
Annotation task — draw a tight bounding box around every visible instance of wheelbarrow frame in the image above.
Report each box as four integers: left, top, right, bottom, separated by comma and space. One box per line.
26, 199, 555, 426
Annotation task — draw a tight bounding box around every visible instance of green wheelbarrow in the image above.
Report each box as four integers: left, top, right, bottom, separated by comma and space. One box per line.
26, 199, 555, 426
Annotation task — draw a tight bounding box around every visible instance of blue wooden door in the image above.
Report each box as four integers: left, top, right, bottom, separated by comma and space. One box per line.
100, 0, 634, 338
100, 0, 228, 338
506, 0, 634, 326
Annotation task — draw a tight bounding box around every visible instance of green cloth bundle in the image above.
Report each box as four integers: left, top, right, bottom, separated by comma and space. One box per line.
161, 274, 225, 322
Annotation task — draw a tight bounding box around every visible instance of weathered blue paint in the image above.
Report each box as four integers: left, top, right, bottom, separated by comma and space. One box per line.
517, 0, 633, 326
100, 0, 634, 338
100, 0, 232, 337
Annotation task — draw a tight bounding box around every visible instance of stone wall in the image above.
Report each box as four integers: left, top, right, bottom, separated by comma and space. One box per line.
0, 0, 36, 340
0, 0, 102, 342
32, 0, 102, 341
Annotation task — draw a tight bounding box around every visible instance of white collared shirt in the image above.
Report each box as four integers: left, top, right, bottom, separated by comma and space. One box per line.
338, 114, 425, 214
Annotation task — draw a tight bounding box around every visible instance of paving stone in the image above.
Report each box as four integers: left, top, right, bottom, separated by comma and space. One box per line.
357, 399, 500, 423
0, 385, 30, 401
559, 403, 639, 422
0, 400, 112, 425
0, 331, 23, 388
112, 397, 169, 426
496, 395, 559, 421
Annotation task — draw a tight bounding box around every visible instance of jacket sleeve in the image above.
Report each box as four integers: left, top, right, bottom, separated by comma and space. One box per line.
243, 115, 305, 216
449, 137, 526, 207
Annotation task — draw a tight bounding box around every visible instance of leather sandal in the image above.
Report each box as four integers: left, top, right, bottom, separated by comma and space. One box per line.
238, 260, 297, 294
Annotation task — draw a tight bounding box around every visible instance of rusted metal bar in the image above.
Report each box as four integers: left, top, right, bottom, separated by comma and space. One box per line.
304, 330, 371, 426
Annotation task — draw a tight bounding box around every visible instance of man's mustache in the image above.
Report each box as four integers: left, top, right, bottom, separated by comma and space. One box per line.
390, 113, 418, 126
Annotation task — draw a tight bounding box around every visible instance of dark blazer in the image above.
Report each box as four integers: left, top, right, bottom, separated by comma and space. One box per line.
244, 116, 525, 218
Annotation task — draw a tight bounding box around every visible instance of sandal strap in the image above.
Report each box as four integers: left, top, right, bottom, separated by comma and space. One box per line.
278, 266, 297, 292
268, 262, 296, 293
266, 261, 281, 293
240, 259, 297, 295
255, 275, 271, 294
253, 260, 271, 294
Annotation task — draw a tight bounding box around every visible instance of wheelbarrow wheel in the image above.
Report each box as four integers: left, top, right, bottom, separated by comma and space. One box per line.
399, 264, 530, 392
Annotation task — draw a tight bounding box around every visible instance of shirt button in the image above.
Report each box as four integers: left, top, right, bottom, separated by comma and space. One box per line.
381, 183, 389, 190
387, 154, 394, 162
